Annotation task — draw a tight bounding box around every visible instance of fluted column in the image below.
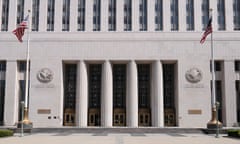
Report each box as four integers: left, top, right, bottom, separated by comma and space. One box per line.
223, 61, 237, 126
152, 61, 164, 127
4, 60, 18, 126
76, 61, 88, 127
101, 61, 113, 127
127, 61, 138, 127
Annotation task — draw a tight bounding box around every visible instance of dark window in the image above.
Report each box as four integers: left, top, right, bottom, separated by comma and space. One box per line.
109, 0, 116, 31
124, 0, 132, 31
138, 64, 150, 108
17, 0, 25, 25
233, 0, 240, 30
62, 0, 70, 31
235, 61, 240, 71
202, 0, 209, 30
47, 0, 55, 31
88, 64, 102, 108
64, 64, 77, 109
78, 0, 85, 31
217, 0, 226, 30
32, 0, 40, 31
171, 0, 179, 31
1, 0, 9, 31
0, 61, 6, 71
113, 64, 126, 108
155, 0, 163, 31
186, 0, 194, 30
93, 0, 101, 31
139, 0, 147, 31
210, 61, 221, 72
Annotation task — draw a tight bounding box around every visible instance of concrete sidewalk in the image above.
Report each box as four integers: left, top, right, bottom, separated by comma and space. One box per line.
0, 133, 239, 144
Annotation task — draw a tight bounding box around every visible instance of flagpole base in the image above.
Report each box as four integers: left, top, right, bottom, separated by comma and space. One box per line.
17, 107, 33, 129
207, 108, 222, 129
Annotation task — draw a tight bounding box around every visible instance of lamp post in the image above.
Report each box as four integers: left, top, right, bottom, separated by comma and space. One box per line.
20, 101, 25, 137
215, 101, 220, 138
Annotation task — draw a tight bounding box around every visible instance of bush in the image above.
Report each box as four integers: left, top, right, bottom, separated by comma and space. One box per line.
228, 129, 240, 138
0, 129, 14, 137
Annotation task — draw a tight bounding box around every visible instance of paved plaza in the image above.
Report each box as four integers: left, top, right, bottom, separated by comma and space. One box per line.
0, 132, 239, 144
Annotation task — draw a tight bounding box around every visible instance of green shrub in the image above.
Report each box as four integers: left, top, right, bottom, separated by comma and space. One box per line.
0, 129, 14, 137
228, 129, 240, 138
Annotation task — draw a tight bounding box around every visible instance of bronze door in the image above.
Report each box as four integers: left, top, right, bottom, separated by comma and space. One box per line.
88, 108, 100, 126
113, 108, 126, 126
138, 108, 151, 126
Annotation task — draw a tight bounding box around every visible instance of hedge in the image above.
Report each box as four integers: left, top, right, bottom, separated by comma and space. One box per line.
0, 129, 14, 137
228, 129, 240, 138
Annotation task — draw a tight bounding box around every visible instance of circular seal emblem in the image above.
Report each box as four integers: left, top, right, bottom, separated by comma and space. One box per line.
37, 68, 53, 83
185, 68, 202, 83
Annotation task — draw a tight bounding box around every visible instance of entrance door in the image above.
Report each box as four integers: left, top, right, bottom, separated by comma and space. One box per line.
163, 64, 177, 126
88, 108, 100, 126
113, 108, 126, 126
137, 64, 151, 126
88, 64, 102, 126
63, 108, 75, 126
63, 64, 77, 126
164, 108, 175, 126
113, 64, 126, 126
138, 108, 151, 126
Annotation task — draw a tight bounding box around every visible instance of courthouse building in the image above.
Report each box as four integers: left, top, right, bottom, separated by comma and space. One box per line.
0, 0, 240, 128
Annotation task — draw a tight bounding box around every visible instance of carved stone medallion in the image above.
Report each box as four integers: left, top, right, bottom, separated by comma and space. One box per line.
37, 68, 53, 83
185, 67, 202, 83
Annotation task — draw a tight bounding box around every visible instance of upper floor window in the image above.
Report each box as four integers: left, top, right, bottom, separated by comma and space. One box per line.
139, 0, 147, 31
32, 0, 40, 31
155, 0, 163, 31
47, 0, 55, 31
170, 0, 179, 31
124, 0, 132, 31
18, 61, 26, 72
217, 0, 225, 30
109, 0, 116, 31
62, 0, 70, 31
186, 0, 194, 31
78, 0, 85, 31
17, 0, 25, 25
93, 0, 101, 31
235, 60, 240, 71
210, 61, 221, 72
202, 0, 209, 30
1, 0, 9, 31
233, 0, 240, 30
0, 61, 6, 71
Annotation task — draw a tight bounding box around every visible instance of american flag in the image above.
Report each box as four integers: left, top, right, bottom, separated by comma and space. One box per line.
12, 15, 29, 42
200, 17, 212, 44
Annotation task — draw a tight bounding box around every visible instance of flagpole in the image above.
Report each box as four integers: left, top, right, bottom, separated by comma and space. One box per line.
207, 9, 222, 129
22, 9, 32, 127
